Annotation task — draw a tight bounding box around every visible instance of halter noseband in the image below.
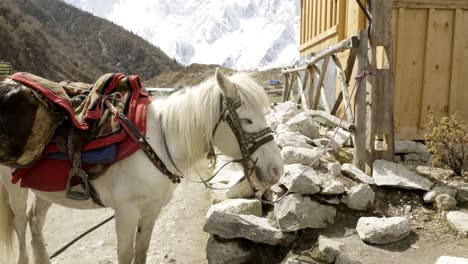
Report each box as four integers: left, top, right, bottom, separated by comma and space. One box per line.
211, 94, 274, 194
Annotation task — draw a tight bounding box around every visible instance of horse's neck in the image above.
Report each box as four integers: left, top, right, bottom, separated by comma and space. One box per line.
151, 92, 213, 174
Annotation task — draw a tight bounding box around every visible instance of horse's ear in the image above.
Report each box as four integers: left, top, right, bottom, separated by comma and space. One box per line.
215, 68, 237, 98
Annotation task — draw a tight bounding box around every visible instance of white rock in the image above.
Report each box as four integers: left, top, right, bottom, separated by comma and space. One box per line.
313, 138, 342, 153
277, 131, 315, 149
266, 102, 299, 131
341, 184, 375, 211
416, 166, 455, 178
203, 211, 295, 246
206, 199, 262, 218
318, 236, 343, 263
263, 184, 286, 202
280, 164, 321, 194
327, 163, 342, 177
395, 140, 428, 154
323, 197, 341, 205
206, 235, 252, 264
446, 211, 468, 236
325, 128, 351, 146
373, 160, 433, 191
274, 194, 336, 231
281, 146, 323, 166
276, 123, 292, 133
435, 194, 457, 211
449, 183, 468, 204
342, 163, 374, 185
356, 217, 411, 244
423, 186, 457, 203
286, 112, 320, 139
436, 256, 468, 264
321, 180, 346, 195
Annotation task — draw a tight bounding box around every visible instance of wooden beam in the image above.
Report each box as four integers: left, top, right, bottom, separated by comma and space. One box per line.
297, 73, 310, 110
284, 36, 359, 74
370, 0, 392, 46
393, 0, 468, 9
312, 56, 330, 109
353, 30, 369, 172
331, 46, 358, 115
332, 55, 354, 120
309, 110, 356, 132
282, 73, 290, 102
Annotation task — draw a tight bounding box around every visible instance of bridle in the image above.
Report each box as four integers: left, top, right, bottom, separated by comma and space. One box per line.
210, 94, 275, 196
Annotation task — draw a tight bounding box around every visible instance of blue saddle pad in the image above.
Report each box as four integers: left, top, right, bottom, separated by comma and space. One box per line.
46, 144, 117, 164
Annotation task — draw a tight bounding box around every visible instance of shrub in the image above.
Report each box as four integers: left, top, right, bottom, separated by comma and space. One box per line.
425, 109, 467, 176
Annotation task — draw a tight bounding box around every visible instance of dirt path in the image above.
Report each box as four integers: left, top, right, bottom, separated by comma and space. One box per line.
34, 180, 210, 264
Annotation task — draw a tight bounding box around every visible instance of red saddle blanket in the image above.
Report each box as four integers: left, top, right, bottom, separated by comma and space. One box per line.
10, 73, 151, 192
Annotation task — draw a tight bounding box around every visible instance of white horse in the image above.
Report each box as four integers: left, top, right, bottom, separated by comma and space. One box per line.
0, 69, 284, 264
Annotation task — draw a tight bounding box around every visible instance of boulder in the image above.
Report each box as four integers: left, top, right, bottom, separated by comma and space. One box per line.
446, 211, 468, 236
356, 217, 411, 244
265, 102, 299, 131
277, 132, 315, 149
276, 123, 292, 133
449, 183, 468, 204
280, 164, 321, 194
321, 180, 346, 195
341, 184, 375, 211
281, 146, 323, 166
394, 140, 427, 154
263, 184, 287, 202
206, 235, 252, 264
403, 153, 431, 162
274, 194, 336, 231
312, 138, 342, 153
436, 256, 468, 264
286, 112, 320, 139
203, 211, 295, 246
423, 186, 457, 203
327, 163, 342, 177
325, 128, 351, 146
342, 163, 374, 185
206, 199, 262, 218
435, 194, 457, 211
416, 166, 455, 179
373, 160, 433, 191
318, 236, 343, 263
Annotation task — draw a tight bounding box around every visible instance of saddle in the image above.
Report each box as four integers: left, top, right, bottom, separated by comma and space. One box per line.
3, 72, 151, 202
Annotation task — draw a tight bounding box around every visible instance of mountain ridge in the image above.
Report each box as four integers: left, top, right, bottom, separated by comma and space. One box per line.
0, 0, 181, 82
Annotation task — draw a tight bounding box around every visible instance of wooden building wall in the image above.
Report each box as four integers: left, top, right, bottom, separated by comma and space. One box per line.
299, 0, 468, 139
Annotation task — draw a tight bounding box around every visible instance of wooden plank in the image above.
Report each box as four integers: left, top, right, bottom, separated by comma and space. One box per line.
330, 46, 358, 115
309, 110, 356, 132
313, 56, 330, 109
300, 25, 338, 52
307, 67, 316, 107
332, 55, 354, 120
393, 0, 468, 9
353, 30, 369, 171
370, 0, 392, 46
302, 69, 310, 107
327, 0, 332, 28
282, 73, 291, 102
297, 74, 309, 110
337, 0, 346, 40
448, 9, 462, 115
313, 0, 318, 36
419, 9, 454, 127
318, 0, 323, 35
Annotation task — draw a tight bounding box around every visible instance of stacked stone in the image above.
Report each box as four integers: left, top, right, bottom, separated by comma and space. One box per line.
203, 102, 467, 263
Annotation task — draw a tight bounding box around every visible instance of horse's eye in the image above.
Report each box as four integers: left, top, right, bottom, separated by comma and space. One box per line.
241, 119, 253, 125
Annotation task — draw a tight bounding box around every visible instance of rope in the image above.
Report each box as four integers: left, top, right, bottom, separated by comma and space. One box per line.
49, 215, 115, 259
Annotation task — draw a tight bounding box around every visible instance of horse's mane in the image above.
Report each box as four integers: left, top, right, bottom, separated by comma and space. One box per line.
155, 73, 270, 164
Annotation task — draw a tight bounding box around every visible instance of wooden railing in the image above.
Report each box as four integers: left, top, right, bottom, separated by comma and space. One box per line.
300, 0, 346, 53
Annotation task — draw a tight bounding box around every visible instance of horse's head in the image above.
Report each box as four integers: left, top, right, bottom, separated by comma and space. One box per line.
211, 69, 284, 195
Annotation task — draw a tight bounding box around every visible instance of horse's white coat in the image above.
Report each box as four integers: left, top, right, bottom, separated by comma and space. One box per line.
0, 69, 284, 264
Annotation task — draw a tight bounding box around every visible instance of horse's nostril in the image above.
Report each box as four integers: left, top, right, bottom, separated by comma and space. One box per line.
271, 166, 284, 179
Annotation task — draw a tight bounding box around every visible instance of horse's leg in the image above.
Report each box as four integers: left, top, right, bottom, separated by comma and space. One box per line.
115, 206, 140, 264
0, 183, 15, 261
28, 196, 52, 264
134, 213, 158, 264
8, 186, 29, 264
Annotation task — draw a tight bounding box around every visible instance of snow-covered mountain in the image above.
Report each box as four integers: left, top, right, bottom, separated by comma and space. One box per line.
63, 0, 300, 70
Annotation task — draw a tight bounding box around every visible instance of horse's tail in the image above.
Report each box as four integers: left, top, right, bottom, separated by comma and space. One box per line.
0, 183, 14, 257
